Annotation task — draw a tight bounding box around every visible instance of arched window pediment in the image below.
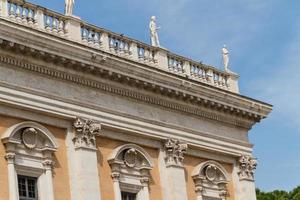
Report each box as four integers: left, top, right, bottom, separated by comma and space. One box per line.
108, 144, 153, 170
192, 161, 230, 200
1, 121, 58, 151
108, 144, 153, 200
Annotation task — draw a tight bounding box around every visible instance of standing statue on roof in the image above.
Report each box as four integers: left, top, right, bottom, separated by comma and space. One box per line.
65, 0, 75, 16
222, 45, 229, 72
149, 16, 160, 47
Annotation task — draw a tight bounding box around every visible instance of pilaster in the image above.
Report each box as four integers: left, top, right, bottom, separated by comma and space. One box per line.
67, 117, 102, 200
5, 151, 18, 200
159, 138, 188, 200
235, 155, 257, 200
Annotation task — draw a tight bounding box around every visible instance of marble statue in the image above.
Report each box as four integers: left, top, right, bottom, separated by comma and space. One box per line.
222, 45, 229, 72
65, 0, 75, 16
149, 16, 160, 47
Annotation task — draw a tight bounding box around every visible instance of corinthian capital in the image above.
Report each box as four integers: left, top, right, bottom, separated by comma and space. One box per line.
73, 117, 101, 149
164, 138, 188, 167
5, 152, 15, 164
238, 155, 257, 181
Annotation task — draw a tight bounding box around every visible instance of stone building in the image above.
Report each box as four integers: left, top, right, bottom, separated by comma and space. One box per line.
0, 0, 272, 200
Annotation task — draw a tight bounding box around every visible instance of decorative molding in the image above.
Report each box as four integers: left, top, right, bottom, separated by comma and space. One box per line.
42, 159, 54, 170
111, 172, 120, 182
22, 127, 38, 149
164, 138, 188, 167
238, 155, 257, 181
0, 42, 270, 129
73, 117, 102, 149
5, 152, 15, 164
124, 148, 138, 168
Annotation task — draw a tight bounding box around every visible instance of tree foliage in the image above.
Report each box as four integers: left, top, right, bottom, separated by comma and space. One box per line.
256, 186, 300, 200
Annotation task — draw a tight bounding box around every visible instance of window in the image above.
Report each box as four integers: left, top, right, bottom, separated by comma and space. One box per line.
108, 144, 153, 200
2, 122, 58, 200
121, 192, 137, 200
18, 175, 38, 200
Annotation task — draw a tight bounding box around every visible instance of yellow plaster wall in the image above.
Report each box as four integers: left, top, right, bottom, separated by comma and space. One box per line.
184, 155, 235, 200
0, 115, 71, 200
96, 137, 163, 200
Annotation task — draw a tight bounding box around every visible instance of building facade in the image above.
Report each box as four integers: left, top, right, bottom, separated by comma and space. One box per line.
0, 0, 272, 200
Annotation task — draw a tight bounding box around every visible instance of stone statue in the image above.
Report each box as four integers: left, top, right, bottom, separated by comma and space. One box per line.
222, 45, 229, 72
65, 0, 75, 16
149, 16, 160, 47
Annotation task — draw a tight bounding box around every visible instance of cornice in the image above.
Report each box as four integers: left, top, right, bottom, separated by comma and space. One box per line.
0, 49, 258, 129
0, 22, 272, 129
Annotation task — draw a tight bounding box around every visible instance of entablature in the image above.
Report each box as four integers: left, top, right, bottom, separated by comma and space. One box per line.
0, 28, 272, 130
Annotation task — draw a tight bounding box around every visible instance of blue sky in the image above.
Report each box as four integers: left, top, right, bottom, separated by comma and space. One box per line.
28, 0, 300, 192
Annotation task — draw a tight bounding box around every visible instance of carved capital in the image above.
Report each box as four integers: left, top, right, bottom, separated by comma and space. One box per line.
73, 117, 101, 149
42, 159, 54, 170
140, 177, 150, 187
111, 172, 120, 182
164, 138, 188, 167
238, 155, 257, 181
5, 152, 15, 164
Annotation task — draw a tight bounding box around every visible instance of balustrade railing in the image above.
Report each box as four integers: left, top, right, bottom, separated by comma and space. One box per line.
108, 34, 131, 57
8, 1, 37, 27
138, 45, 157, 65
0, 0, 238, 93
167, 56, 184, 74
81, 25, 102, 49
213, 71, 228, 88
44, 13, 66, 36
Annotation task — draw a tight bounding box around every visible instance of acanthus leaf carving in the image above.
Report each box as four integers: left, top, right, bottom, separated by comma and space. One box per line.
164, 138, 188, 167
73, 117, 101, 149
238, 155, 257, 181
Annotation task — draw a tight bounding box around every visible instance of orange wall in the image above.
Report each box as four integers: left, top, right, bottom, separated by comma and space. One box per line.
0, 115, 71, 200
184, 155, 235, 200
96, 137, 163, 200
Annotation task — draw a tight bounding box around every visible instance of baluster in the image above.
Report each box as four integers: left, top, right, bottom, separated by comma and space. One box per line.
45, 16, 51, 31
9, 4, 16, 20
138, 47, 144, 59
27, 10, 34, 26
93, 33, 100, 48
33, 11, 38, 27
144, 49, 150, 61
21, 7, 27, 24
109, 37, 115, 51
124, 42, 129, 54
82, 28, 88, 42
15, 5, 21, 22
52, 18, 58, 33
119, 41, 125, 53
172, 60, 177, 72
58, 20, 64, 36
88, 30, 94, 45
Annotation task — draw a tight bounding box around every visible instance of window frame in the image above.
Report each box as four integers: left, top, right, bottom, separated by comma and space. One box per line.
18, 175, 38, 200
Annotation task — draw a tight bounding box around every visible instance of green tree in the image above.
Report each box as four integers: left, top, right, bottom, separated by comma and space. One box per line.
256, 186, 300, 200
